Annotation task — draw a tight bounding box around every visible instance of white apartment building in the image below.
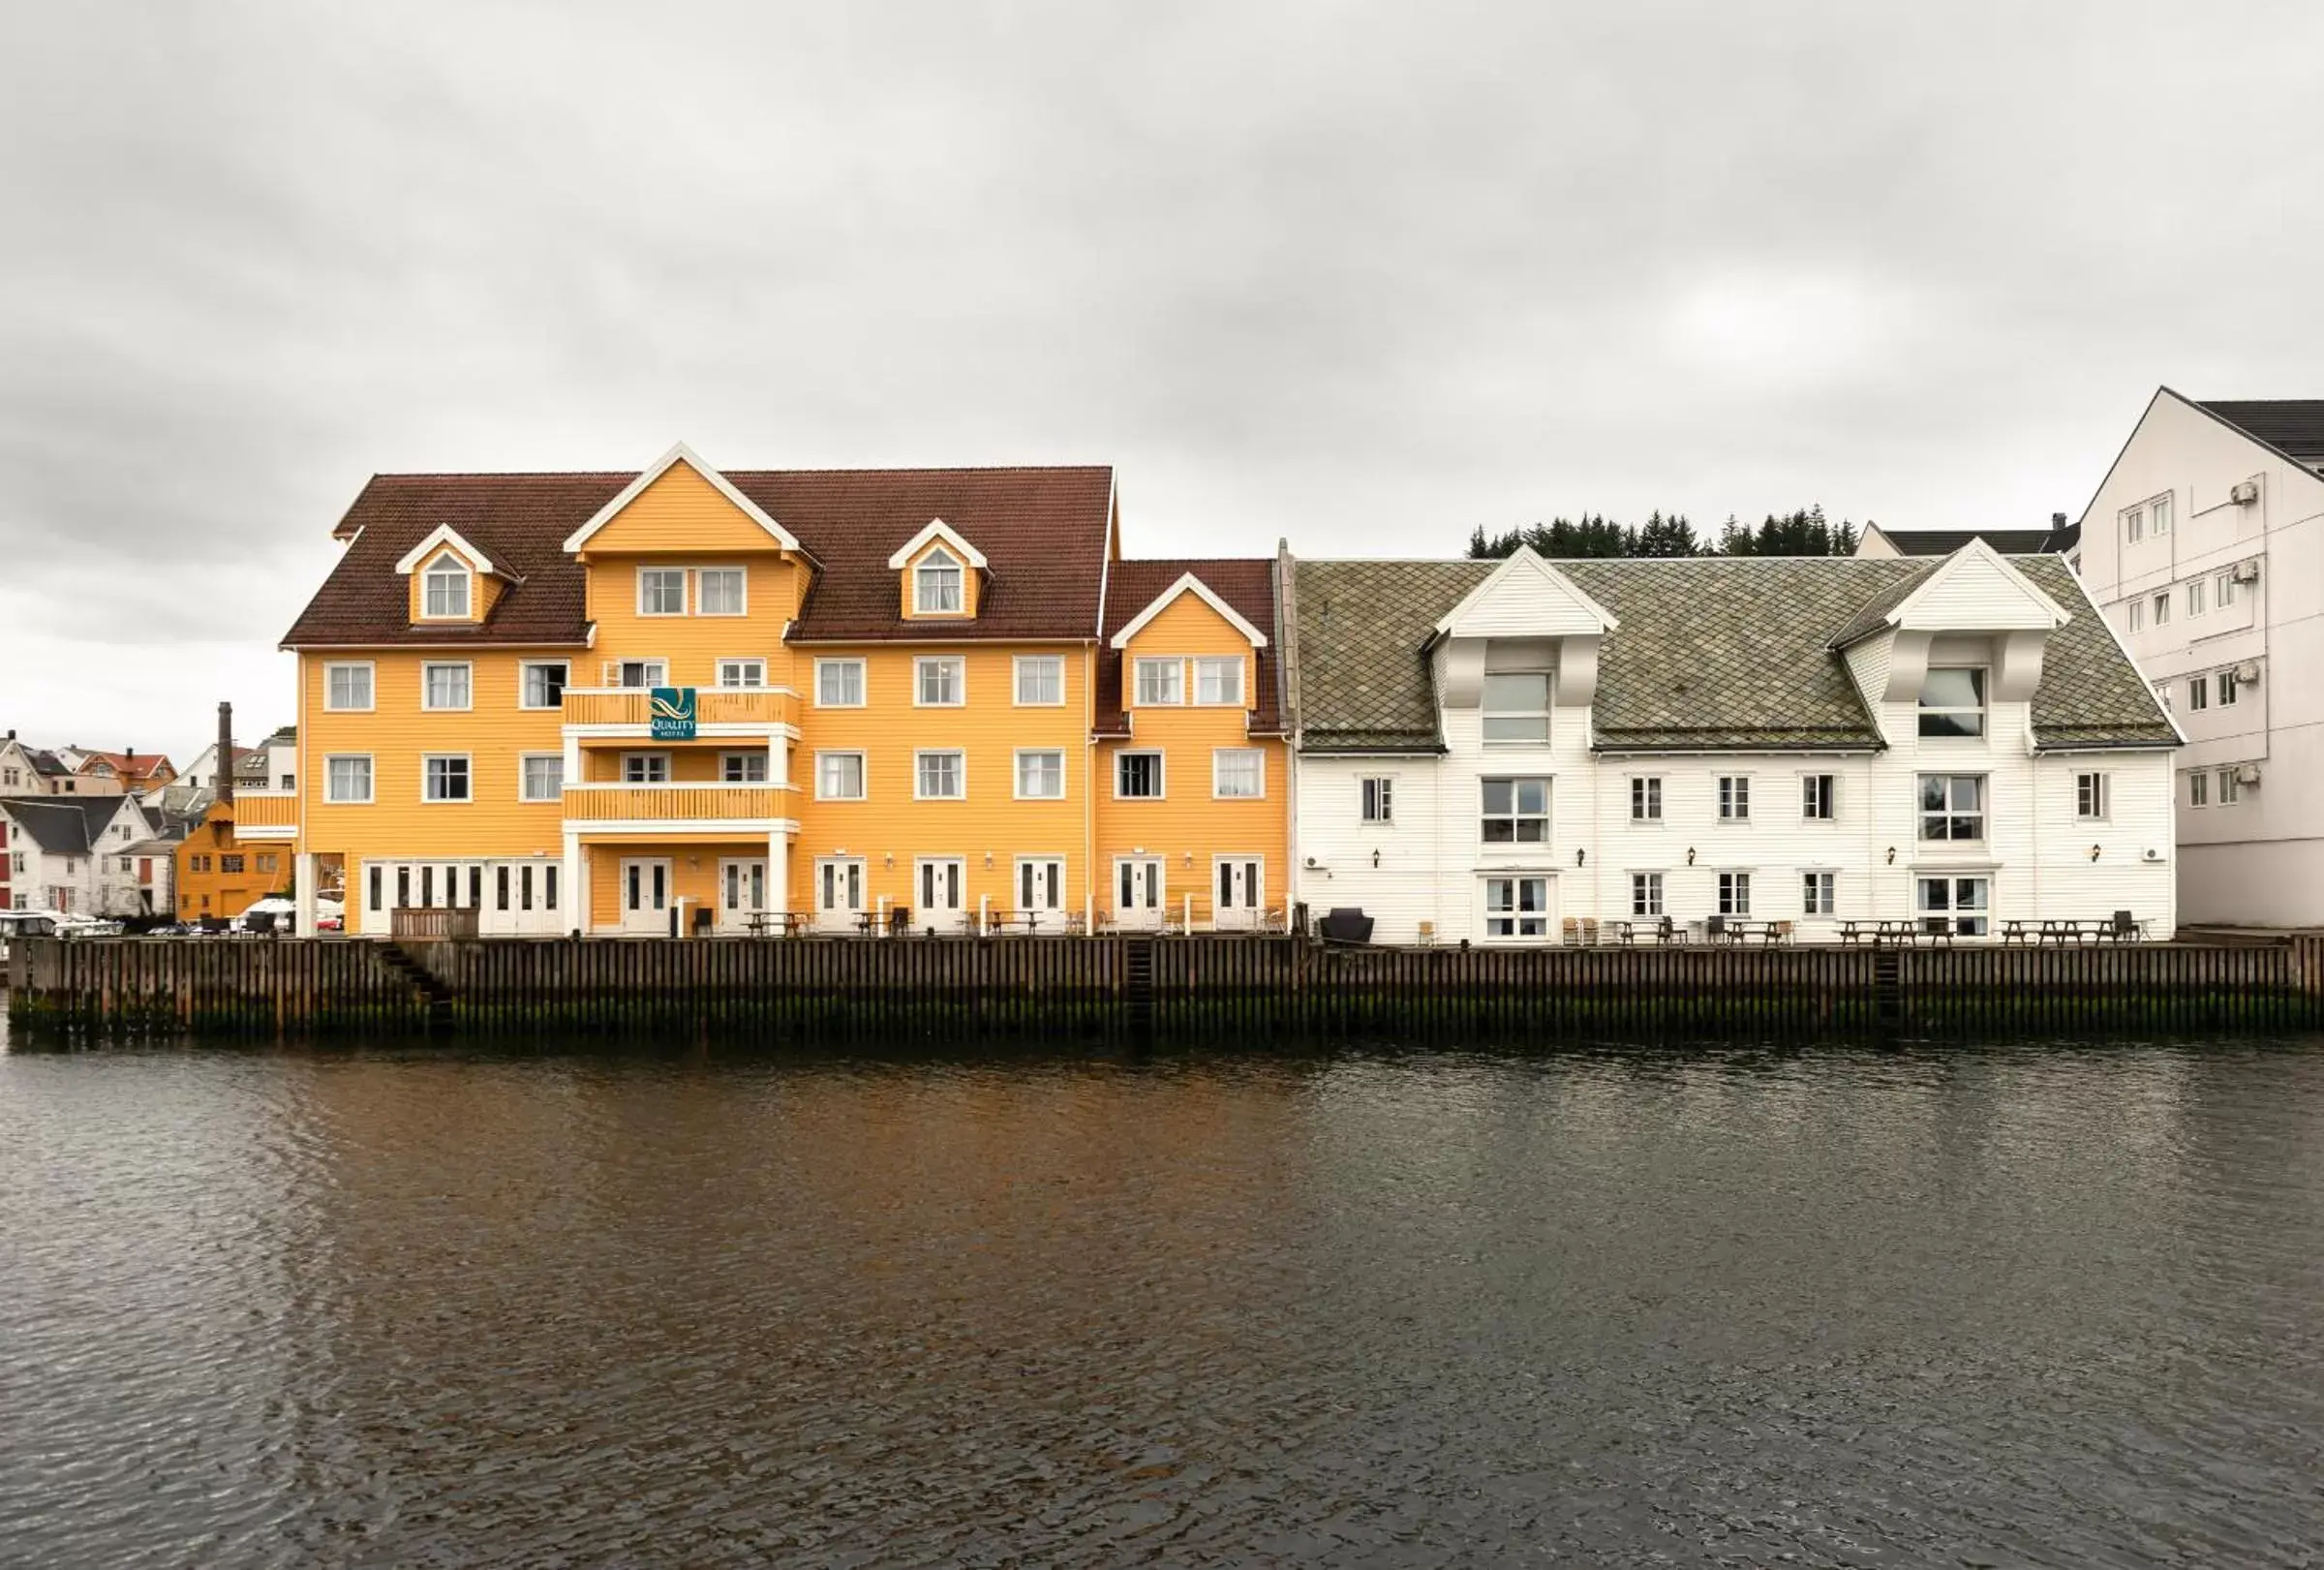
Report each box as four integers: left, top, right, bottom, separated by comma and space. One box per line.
1285, 543, 2179, 944
2071, 389, 2316, 926
0, 795, 168, 915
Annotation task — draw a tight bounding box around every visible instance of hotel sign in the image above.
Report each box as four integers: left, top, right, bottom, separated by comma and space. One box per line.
649, 687, 697, 741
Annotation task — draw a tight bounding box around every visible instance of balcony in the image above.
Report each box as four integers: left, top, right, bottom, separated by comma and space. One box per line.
562, 687, 795, 729
232, 790, 298, 839
562, 783, 788, 827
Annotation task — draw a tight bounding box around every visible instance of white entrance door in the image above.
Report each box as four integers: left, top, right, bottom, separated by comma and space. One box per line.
1114, 856, 1163, 931
916, 858, 966, 932
816, 857, 865, 933
1213, 856, 1264, 931
1017, 857, 1065, 926
620, 857, 673, 936
719, 858, 766, 933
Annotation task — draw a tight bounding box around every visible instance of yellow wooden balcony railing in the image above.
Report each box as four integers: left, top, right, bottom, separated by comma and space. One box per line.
231, 790, 298, 835
561, 784, 786, 823
561, 688, 795, 728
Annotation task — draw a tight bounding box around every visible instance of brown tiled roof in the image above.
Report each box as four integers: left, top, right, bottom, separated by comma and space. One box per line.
76, 751, 173, 781
1093, 559, 1285, 737
285, 465, 1116, 648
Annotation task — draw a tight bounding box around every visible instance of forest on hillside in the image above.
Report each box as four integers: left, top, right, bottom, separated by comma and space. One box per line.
1466, 507, 1861, 559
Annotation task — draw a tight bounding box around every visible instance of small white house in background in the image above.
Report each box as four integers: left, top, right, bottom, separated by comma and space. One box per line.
1284, 542, 2181, 944
2072, 389, 2324, 927
0, 794, 168, 915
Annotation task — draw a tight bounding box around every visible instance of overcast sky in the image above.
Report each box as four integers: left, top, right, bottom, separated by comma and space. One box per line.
6, 1, 2323, 767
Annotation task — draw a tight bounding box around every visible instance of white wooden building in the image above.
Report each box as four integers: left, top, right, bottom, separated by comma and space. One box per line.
1284, 542, 2181, 944
0, 794, 169, 916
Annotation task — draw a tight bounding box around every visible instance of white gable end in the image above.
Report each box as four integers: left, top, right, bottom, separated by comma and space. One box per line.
1436, 549, 1619, 639
1891, 541, 2068, 633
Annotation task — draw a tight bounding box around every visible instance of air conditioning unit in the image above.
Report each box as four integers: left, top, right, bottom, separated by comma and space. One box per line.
2233, 559, 2262, 582
2141, 847, 2166, 863
2236, 661, 2262, 684
1302, 854, 1327, 871
2230, 480, 2260, 505
2236, 764, 2263, 786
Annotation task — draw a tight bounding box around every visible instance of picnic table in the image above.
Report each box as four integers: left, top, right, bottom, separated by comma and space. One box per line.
742, 909, 807, 938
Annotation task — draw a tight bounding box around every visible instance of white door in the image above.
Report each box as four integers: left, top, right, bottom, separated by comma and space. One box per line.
1114, 856, 1163, 931
816, 857, 865, 933
916, 858, 965, 931
1017, 857, 1065, 927
719, 859, 766, 932
620, 857, 672, 936
1213, 856, 1264, 931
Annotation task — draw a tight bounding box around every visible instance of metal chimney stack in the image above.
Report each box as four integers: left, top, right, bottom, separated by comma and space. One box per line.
217, 701, 233, 804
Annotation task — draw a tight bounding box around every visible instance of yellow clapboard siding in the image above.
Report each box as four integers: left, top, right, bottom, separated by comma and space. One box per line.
578, 461, 786, 555
584, 555, 807, 692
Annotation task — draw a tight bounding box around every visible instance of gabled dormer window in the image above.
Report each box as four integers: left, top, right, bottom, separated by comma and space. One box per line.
915, 547, 964, 615
421, 552, 472, 619
1918, 667, 1986, 738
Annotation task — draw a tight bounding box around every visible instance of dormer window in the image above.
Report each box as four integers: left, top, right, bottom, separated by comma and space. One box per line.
1918, 667, 1985, 738
915, 547, 964, 614
421, 552, 472, 619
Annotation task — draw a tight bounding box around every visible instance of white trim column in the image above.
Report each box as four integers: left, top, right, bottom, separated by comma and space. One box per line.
563, 829, 585, 937
768, 829, 789, 920
293, 852, 318, 936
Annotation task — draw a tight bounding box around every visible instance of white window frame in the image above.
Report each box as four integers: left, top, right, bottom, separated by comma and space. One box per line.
1115, 750, 1166, 800
915, 657, 965, 708
1481, 670, 1552, 745
1717, 775, 1751, 822
815, 751, 866, 802
1482, 875, 1551, 940
637, 567, 688, 618
2152, 592, 2171, 627
815, 658, 867, 708
2216, 571, 2237, 608
720, 751, 770, 785
1211, 748, 1265, 800
716, 658, 767, 690
622, 752, 672, 785
914, 749, 965, 800
2075, 771, 2107, 821
1801, 773, 1836, 821
2149, 491, 2173, 535
696, 567, 748, 617
1717, 870, 1753, 917
1917, 666, 1987, 740
1918, 773, 1987, 843
1133, 657, 1184, 707
518, 661, 568, 710
1014, 655, 1065, 707
2217, 767, 2242, 805
519, 753, 565, 802
2188, 769, 2208, 808
606, 659, 669, 690
2217, 669, 2241, 707
324, 661, 375, 713
421, 661, 474, 712
324, 754, 374, 805
2121, 503, 2144, 544
2186, 578, 2205, 617
1630, 871, 1664, 917
1916, 875, 1991, 938
1194, 657, 1245, 707
1802, 870, 1837, 916
914, 546, 965, 615
419, 551, 472, 620
1630, 776, 1662, 822
1014, 749, 1066, 801
421, 753, 473, 804
1360, 776, 1394, 826
2187, 674, 2208, 712
2128, 599, 2145, 633
1480, 777, 1550, 844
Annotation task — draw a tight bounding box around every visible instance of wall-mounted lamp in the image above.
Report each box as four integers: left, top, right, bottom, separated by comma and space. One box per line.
1575, 847, 1586, 867
1885, 846, 1896, 865
1371, 848, 1381, 869
2089, 844, 2102, 862
1686, 847, 1697, 866
883, 852, 894, 869
1183, 850, 1194, 868
984, 851, 994, 870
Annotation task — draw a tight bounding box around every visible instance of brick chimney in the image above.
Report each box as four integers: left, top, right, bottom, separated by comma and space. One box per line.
216, 702, 234, 804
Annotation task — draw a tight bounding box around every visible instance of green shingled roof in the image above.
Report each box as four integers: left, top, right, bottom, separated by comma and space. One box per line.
1290, 553, 2176, 754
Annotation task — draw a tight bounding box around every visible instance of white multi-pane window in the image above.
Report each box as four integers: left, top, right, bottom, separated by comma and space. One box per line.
1116, 752, 1164, 798
2218, 768, 2242, 805
1015, 656, 1063, 706
623, 753, 670, 784
1918, 774, 1985, 841
1918, 876, 1989, 937
1134, 658, 1183, 705
520, 662, 567, 709
817, 660, 866, 707
1483, 876, 1550, 939
915, 657, 964, 706
1482, 672, 1551, 744
2122, 503, 2144, 543
2188, 675, 2209, 712
1631, 777, 1662, 821
325, 755, 373, 804
1717, 775, 1750, 821
817, 752, 866, 800
722, 753, 769, 784
1361, 777, 1394, 824
638, 568, 687, 616
1194, 657, 1244, 706
2217, 572, 2237, 608
1630, 872, 1664, 917
2217, 669, 2242, 707
698, 569, 746, 615
2076, 771, 2107, 820
1717, 872, 1752, 916
1918, 668, 1985, 738
422, 755, 472, 803
915, 750, 964, 799
2189, 770, 2209, 807
1016, 750, 1065, 799
2128, 600, 2146, 632
915, 548, 964, 614
610, 660, 667, 689
2187, 578, 2205, 616
1481, 777, 1549, 842
1803, 872, 1836, 916
2150, 493, 2173, 534
422, 662, 472, 711
520, 754, 564, 802
325, 662, 374, 712
717, 659, 766, 689
422, 553, 471, 617
1802, 774, 1836, 820
1212, 748, 1263, 798
2156, 681, 2173, 712
2152, 592, 2171, 627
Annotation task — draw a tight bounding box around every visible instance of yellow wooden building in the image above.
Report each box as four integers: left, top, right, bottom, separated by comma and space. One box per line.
276, 444, 1288, 936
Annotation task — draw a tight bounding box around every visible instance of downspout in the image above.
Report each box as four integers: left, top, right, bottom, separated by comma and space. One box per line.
1274, 539, 1299, 932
